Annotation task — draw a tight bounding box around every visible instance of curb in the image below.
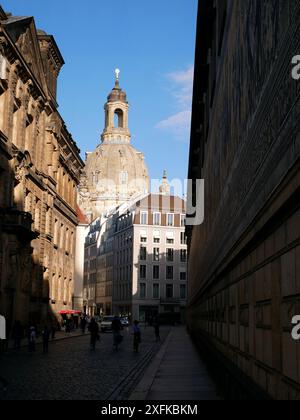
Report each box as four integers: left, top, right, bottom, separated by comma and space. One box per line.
6, 332, 86, 352
129, 329, 173, 400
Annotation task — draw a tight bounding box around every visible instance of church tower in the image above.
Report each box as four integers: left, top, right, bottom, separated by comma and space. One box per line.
78, 71, 150, 221
159, 170, 171, 195
102, 69, 131, 145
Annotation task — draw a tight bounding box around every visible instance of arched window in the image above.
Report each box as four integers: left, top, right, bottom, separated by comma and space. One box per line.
114, 109, 124, 128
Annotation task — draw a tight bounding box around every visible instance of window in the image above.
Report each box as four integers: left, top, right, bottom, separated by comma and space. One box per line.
167, 214, 174, 226
166, 248, 174, 262
166, 266, 174, 280
140, 232, 147, 243
90, 259, 97, 270
140, 265, 146, 279
180, 271, 187, 281
140, 246, 147, 261
166, 232, 174, 244
181, 215, 186, 227
153, 265, 160, 280
114, 108, 124, 128
153, 248, 160, 262
141, 212, 148, 225
180, 250, 187, 263
181, 232, 187, 245
166, 284, 173, 299
153, 212, 161, 226
140, 283, 146, 299
91, 245, 97, 257
153, 231, 160, 243
180, 285, 187, 299
153, 284, 160, 299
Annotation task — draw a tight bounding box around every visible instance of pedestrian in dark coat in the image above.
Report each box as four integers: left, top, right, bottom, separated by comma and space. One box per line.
28, 326, 36, 352
133, 321, 141, 353
80, 317, 87, 334
88, 318, 99, 351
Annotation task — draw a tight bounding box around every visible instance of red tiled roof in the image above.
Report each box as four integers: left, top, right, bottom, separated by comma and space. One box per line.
77, 206, 89, 224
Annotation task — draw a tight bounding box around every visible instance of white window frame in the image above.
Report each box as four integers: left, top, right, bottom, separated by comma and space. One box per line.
167, 213, 174, 227
180, 214, 186, 227
153, 212, 161, 226
140, 211, 148, 225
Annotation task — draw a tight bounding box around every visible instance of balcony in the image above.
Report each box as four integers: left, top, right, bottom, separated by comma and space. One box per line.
0, 208, 39, 241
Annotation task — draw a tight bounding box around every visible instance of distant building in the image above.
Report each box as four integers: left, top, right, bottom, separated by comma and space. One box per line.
187, 0, 300, 400
113, 190, 188, 323
0, 7, 84, 331
83, 174, 188, 323
83, 210, 116, 316
78, 71, 149, 221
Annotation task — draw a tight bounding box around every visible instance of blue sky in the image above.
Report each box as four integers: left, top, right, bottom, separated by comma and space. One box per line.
2, 0, 198, 188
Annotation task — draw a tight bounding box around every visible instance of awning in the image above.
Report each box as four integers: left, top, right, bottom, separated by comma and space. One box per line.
59, 310, 81, 315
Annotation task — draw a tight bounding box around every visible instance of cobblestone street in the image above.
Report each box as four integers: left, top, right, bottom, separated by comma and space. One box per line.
0, 326, 169, 400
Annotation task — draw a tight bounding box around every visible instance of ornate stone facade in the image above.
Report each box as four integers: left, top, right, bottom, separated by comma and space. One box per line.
0, 8, 84, 332
187, 0, 300, 400
78, 72, 149, 221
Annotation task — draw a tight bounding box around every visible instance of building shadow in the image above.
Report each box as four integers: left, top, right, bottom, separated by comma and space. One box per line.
0, 131, 59, 353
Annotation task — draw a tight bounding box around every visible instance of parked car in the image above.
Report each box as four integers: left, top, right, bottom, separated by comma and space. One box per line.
100, 316, 114, 332
120, 317, 130, 327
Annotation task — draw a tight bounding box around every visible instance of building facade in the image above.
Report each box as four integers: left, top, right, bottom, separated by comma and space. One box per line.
187, 0, 300, 400
113, 193, 188, 323
78, 71, 149, 221
0, 7, 84, 331
83, 212, 116, 316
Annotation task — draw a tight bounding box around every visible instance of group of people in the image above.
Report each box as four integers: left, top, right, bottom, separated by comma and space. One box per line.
87, 316, 160, 353
11, 321, 57, 354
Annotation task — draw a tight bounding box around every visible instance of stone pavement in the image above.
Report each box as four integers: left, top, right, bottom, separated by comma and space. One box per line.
0, 326, 170, 400
130, 326, 219, 401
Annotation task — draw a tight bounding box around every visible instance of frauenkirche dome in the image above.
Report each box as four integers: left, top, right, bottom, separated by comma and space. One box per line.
78, 70, 149, 220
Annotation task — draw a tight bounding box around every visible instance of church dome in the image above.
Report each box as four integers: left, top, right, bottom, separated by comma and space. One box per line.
79, 143, 149, 218
85, 142, 148, 192
78, 70, 150, 220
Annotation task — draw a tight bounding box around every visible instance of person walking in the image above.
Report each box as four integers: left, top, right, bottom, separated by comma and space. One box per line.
80, 316, 87, 334
42, 326, 50, 354
28, 326, 36, 352
133, 320, 141, 353
112, 316, 123, 351
88, 318, 99, 351
12, 320, 23, 350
